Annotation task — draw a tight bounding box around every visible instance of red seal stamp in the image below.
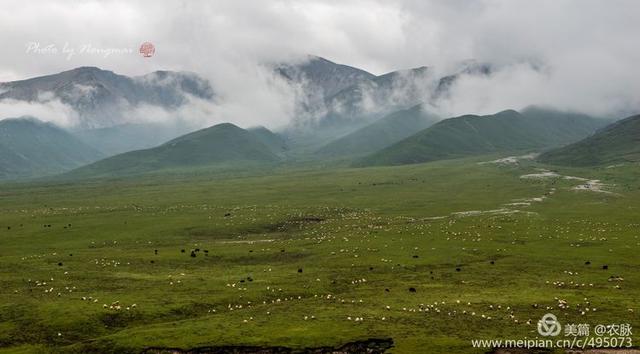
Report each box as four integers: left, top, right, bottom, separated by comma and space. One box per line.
139, 42, 155, 58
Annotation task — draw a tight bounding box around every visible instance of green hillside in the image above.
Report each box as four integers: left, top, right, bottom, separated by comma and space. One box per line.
539, 114, 640, 166
68, 123, 280, 178
357, 108, 604, 166
316, 105, 438, 157
75, 122, 191, 156
0, 117, 103, 180
247, 126, 288, 155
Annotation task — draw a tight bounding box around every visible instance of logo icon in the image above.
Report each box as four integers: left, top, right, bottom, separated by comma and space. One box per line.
537, 313, 561, 336
139, 42, 155, 58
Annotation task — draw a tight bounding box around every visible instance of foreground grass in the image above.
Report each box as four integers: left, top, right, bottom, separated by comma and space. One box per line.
0, 157, 638, 353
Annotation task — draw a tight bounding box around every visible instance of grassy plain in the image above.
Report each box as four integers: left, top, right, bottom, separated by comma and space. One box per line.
0, 156, 638, 353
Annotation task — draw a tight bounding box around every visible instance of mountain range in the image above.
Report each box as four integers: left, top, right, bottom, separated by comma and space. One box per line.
0, 106, 620, 180
277, 56, 492, 134
0, 67, 214, 129
0, 56, 490, 136
0, 57, 634, 180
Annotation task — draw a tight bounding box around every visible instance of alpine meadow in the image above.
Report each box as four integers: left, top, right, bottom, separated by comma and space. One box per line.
1, 1, 639, 354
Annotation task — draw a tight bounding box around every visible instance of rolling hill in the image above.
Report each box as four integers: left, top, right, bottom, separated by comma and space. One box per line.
247, 126, 288, 155
316, 105, 439, 157
357, 108, 605, 166
538, 114, 640, 166
67, 123, 281, 178
74, 122, 192, 156
0, 117, 103, 180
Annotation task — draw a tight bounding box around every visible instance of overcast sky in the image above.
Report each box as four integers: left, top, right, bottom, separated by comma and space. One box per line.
1, 0, 639, 125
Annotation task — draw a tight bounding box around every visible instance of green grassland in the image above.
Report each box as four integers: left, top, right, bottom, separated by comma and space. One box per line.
0, 156, 639, 353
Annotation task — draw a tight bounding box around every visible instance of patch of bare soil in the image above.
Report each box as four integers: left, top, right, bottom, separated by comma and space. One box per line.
141, 338, 394, 354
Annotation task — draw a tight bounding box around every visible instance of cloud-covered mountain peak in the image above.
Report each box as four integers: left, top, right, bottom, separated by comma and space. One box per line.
0, 67, 214, 129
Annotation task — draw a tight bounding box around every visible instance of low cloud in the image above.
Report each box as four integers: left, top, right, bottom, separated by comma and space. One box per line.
1, 0, 639, 128
0, 98, 80, 126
